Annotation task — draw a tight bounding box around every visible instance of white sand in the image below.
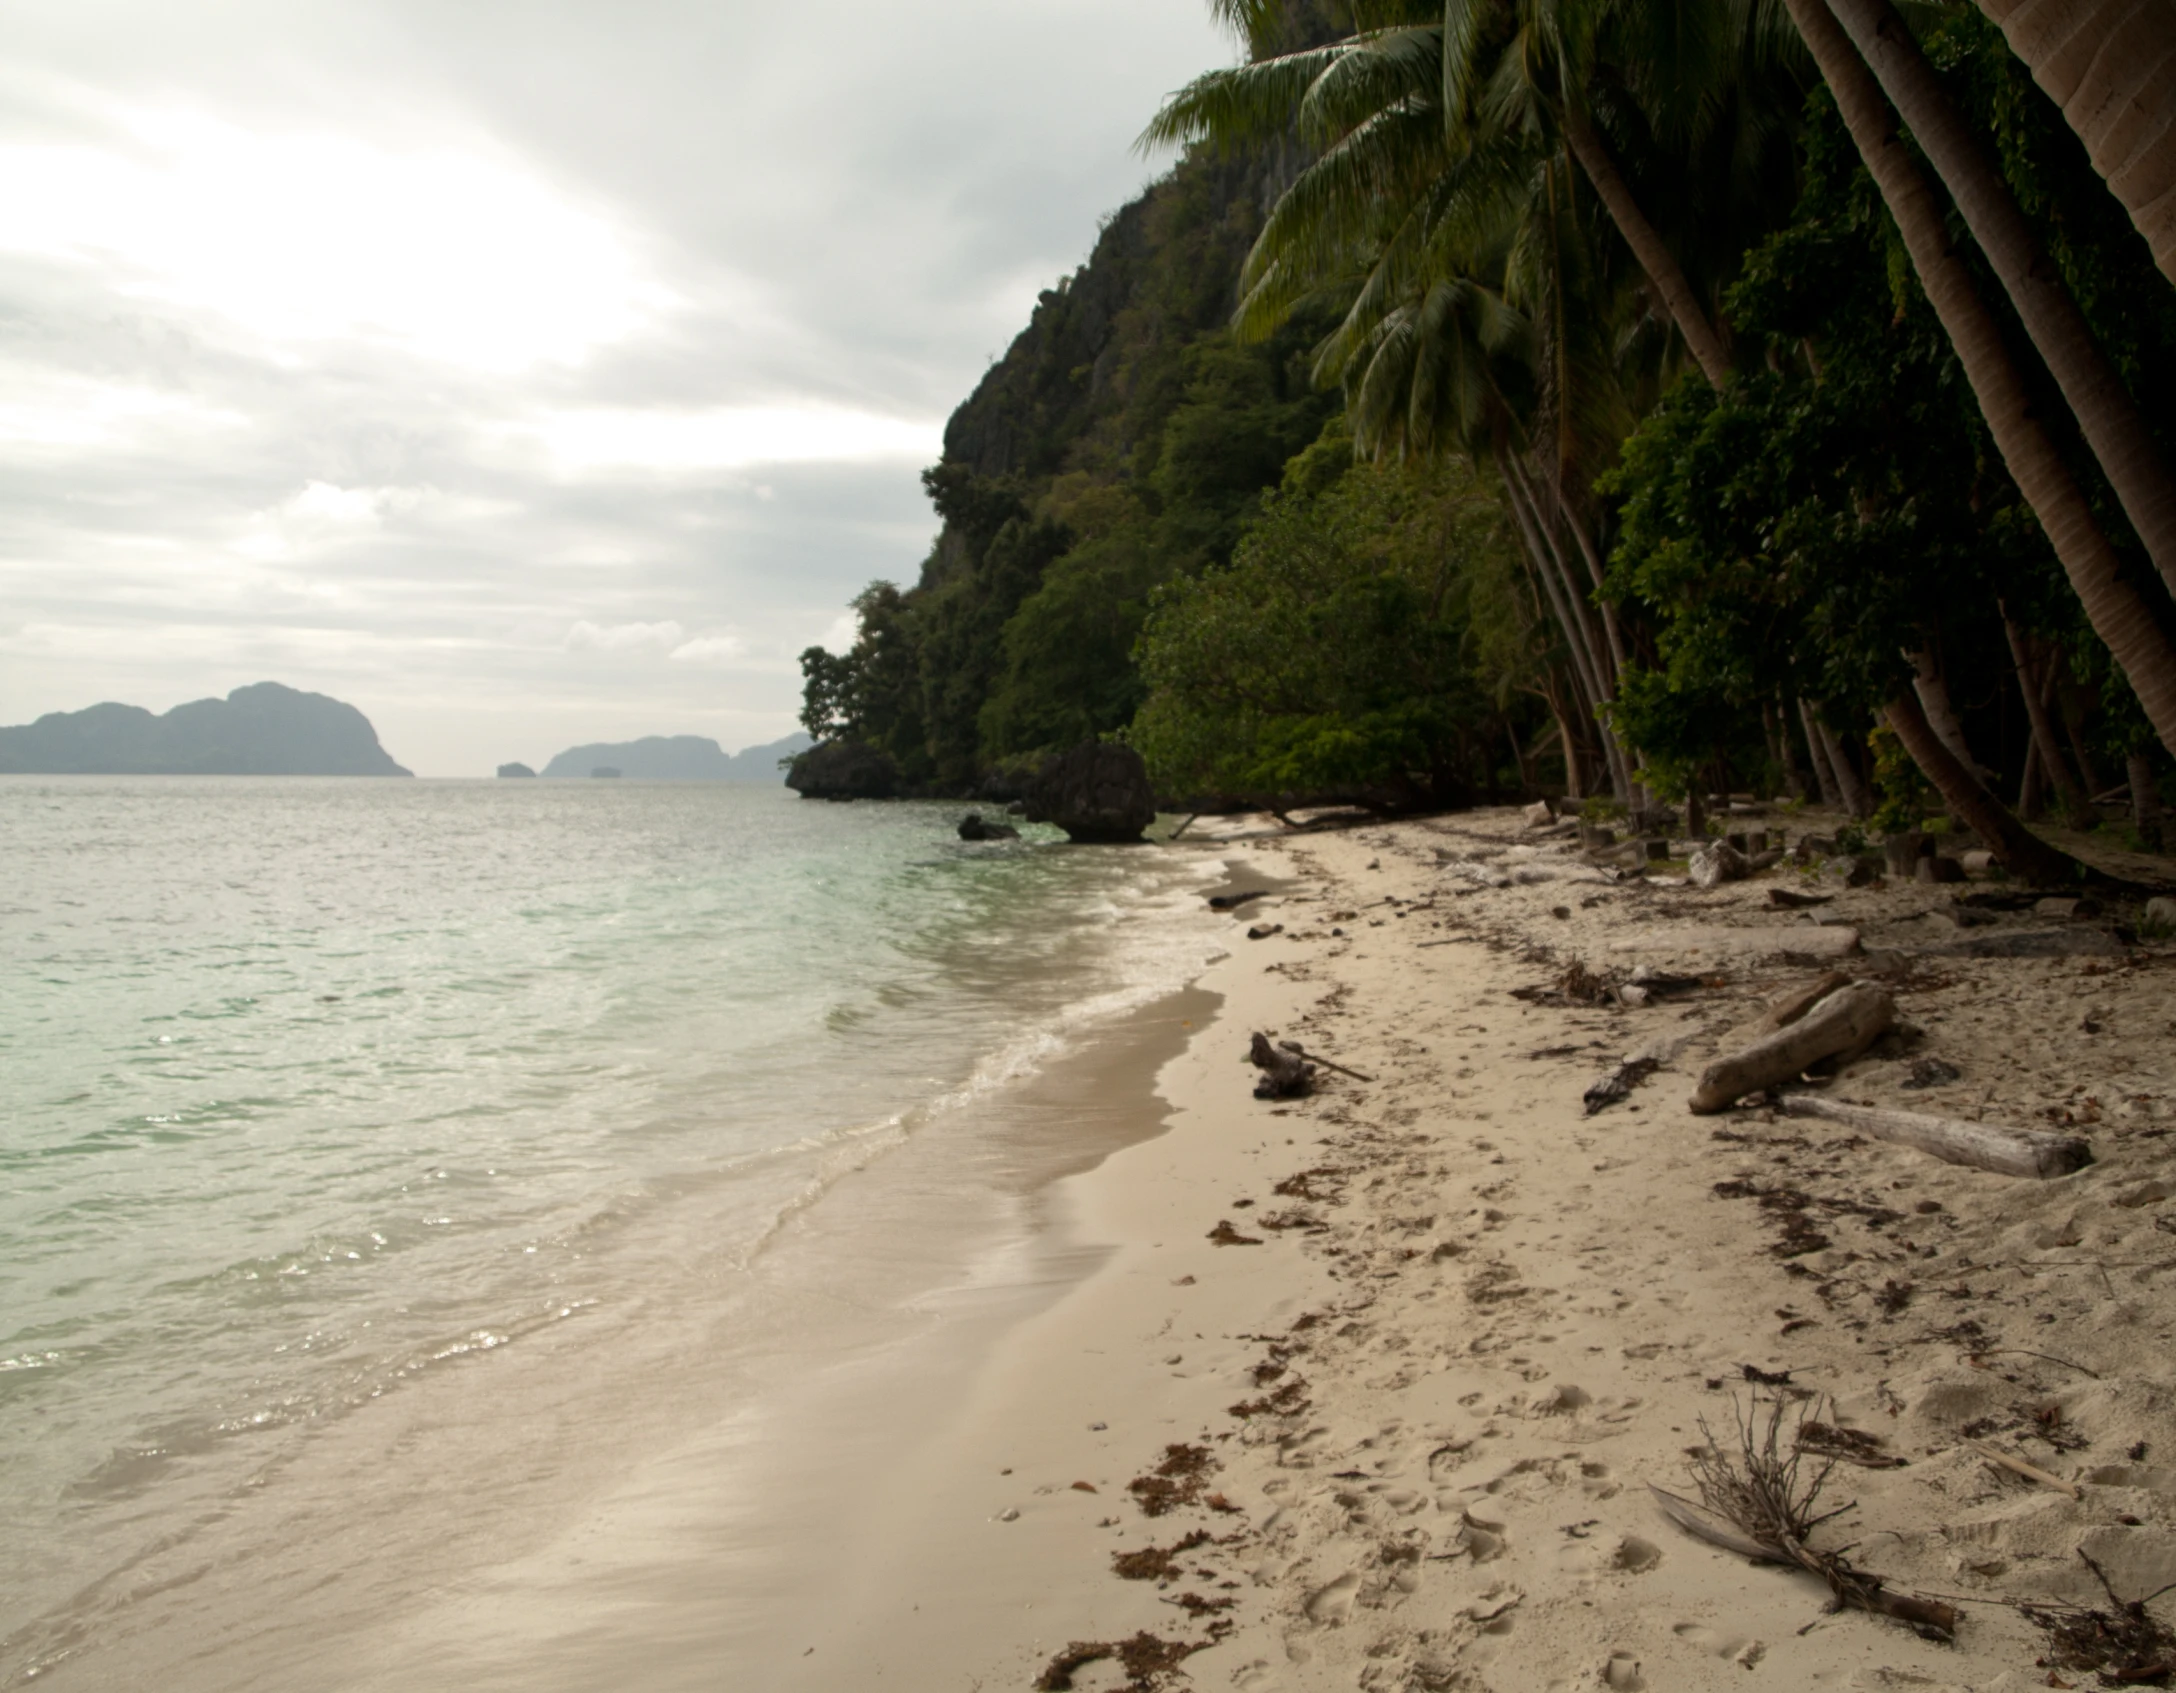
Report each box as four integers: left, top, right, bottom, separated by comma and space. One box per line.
738, 806, 2176, 1692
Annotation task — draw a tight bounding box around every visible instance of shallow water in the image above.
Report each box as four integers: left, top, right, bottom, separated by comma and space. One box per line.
0, 778, 1220, 1685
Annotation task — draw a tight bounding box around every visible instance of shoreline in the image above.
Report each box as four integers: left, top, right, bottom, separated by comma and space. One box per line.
28, 800, 2176, 1690
750, 803, 2176, 1691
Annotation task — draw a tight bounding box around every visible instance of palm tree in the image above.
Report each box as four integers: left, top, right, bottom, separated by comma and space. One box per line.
1826, 0, 2176, 604
1973, 0, 2176, 284
1778, 0, 2176, 758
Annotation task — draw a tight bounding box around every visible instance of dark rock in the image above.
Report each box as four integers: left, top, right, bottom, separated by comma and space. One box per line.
957, 812, 1019, 841
786, 740, 900, 801
1004, 799, 1028, 816
1915, 855, 1965, 884
496, 762, 537, 778
1024, 742, 1156, 842
0, 681, 410, 776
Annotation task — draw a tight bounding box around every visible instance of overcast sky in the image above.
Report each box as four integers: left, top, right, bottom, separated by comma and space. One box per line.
0, 0, 1230, 775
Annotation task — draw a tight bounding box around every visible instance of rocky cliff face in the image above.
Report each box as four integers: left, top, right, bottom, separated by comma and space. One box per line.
0, 682, 410, 775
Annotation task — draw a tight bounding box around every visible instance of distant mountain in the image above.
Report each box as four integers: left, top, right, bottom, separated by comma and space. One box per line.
0, 682, 411, 776
537, 732, 811, 781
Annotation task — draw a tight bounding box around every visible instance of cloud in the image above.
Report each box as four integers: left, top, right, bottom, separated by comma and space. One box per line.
0, 110, 663, 371
524, 406, 942, 473
667, 633, 746, 666
564, 619, 684, 652
0, 0, 1229, 773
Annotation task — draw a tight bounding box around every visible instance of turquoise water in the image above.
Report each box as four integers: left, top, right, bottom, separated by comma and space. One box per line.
0, 778, 1216, 1683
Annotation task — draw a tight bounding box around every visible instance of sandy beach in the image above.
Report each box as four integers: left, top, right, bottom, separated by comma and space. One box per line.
709, 803, 2176, 1692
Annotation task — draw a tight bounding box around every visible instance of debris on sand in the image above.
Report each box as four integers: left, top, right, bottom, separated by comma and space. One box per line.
1128, 1443, 1217, 1517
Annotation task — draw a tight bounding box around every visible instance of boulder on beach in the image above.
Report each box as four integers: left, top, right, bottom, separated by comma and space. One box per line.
785, 739, 900, 801
1024, 743, 1156, 843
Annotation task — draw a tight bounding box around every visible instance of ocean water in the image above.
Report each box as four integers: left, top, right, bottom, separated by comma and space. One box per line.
0, 778, 1220, 1686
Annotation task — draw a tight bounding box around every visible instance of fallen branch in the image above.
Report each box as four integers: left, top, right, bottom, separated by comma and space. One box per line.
1967, 1439, 2081, 1499
1689, 982, 1894, 1113
1275, 1040, 1372, 1083
1780, 1094, 2093, 1179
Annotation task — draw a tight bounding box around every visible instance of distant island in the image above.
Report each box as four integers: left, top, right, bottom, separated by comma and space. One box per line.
0, 682, 411, 776
533, 732, 810, 781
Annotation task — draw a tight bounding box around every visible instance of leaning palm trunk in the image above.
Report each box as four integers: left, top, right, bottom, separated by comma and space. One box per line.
1974, 0, 2176, 285
1783, 0, 2176, 759
2001, 605, 2097, 824
1560, 110, 1734, 387
1798, 698, 1847, 809
1885, 687, 2079, 882
1829, 0, 2176, 603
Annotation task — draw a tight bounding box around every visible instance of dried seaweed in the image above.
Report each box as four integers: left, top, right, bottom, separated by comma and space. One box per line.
2021, 1550, 2176, 1686
1036, 1627, 1230, 1691
1111, 1530, 1210, 1581
1129, 1443, 1215, 1517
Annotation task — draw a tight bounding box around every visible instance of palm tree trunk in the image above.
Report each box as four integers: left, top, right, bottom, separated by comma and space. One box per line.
1815, 712, 1877, 817
1885, 686, 2078, 881
1829, 0, 2176, 603
1503, 470, 1634, 802
1799, 697, 1847, 808
1973, 0, 2176, 285
1783, 0, 2176, 759
1560, 110, 1734, 388
2129, 749, 2165, 849
1906, 646, 1991, 778
2000, 604, 2096, 822
1767, 698, 1810, 799
2019, 733, 2048, 816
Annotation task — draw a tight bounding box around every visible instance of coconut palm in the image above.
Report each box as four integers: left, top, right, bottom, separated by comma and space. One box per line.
1973, 0, 2176, 284
1778, 0, 2176, 758
1825, 0, 2176, 605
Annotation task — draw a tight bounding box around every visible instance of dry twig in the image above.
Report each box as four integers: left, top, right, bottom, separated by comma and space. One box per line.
1654, 1395, 1958, 1641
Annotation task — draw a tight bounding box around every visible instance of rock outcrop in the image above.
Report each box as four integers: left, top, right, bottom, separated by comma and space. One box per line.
497, 762, 537, 778
786, 740, 900, 801
957, 812, 1020, 841
539, 732, 811, 780
0, 682, 410, 775
1024, 743, 1156, 842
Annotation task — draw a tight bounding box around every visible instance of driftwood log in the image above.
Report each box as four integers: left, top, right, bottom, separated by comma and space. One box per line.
1780, 1093, 2093, 1178
1249, 1032, 1314, 1098
1689, 981, 1894, 1113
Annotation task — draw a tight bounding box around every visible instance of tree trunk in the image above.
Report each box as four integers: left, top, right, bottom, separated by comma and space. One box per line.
1766, 699, 1809, 799
2131, 748, 2165, 849
1561, 109, 1735, 388
2001, 605, 2096, 823
1973, 0, 2176, 286
1799, 697, 1846, 808
1784, 0, 2176, 759
1907, 646, 1990, 778
1816, 715, 1877, 817
1884, 685, 2078, 882
1833, 0, 2176, 603
1503, 460, 1634, 803
2019, 733, 2048, 817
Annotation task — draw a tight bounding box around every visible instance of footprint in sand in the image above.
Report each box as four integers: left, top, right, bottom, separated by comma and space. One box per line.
1604, 1652, 1646, 1690
1306, 1572, 1360, 1625
1612, 1535, 1662, 1573
1674, 1622, 1765, 1667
